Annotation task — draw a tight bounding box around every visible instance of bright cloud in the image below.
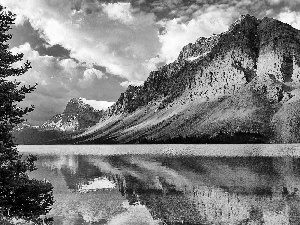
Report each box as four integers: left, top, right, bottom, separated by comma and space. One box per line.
59, 58, 78, 71
1, 0, 160, 81
83, 68, 104, 80
158, 5, 240, 63
79, 68, 105, 88
11, 42, 41, 63
102, 3, 134, 24
80, 98, 115, 111
277, 10, 300, 29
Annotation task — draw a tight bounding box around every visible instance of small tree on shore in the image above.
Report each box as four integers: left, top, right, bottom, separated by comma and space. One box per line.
0, 5, 54, 224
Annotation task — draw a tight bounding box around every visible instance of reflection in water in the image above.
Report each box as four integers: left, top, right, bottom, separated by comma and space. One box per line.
28, 150, 300, 225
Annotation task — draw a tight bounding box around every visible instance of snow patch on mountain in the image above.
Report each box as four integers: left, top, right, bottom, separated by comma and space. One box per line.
186, 52, 209, 61
120, 81, 144, 88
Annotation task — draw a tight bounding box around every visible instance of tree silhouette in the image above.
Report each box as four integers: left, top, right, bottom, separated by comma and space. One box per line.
0, 5, 53, 224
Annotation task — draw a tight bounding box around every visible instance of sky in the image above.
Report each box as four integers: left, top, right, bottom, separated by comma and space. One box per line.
1, 0, 300, 125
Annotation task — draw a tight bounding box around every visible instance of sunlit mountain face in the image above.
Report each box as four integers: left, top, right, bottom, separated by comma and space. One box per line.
27, 151, 300, 225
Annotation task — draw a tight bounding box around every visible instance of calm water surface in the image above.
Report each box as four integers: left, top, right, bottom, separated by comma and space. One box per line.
18, 144, 300, 225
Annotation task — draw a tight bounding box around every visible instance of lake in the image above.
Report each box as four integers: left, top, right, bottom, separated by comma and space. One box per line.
18, 144, 300, 225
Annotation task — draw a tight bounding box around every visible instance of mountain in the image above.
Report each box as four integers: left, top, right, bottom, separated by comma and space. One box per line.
13, 98, 114, 144
69, 14, 300, 144
41, 97, 113, 132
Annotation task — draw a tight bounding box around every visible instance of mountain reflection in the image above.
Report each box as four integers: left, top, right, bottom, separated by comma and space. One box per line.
30, 152, 300, 225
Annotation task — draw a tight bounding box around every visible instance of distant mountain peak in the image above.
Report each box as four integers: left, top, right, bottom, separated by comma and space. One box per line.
227, 14, 259, 32
63, 97, 114, 114
40, 97, 111, 132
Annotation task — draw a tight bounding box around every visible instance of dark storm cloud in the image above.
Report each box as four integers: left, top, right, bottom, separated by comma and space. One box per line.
9, 20, 45, 49
93, 65, 107, 73
37, 44, 71, 59
9, 20, 71, 59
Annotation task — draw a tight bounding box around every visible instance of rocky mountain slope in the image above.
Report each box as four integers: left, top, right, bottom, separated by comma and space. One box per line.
70, 14, 300, 144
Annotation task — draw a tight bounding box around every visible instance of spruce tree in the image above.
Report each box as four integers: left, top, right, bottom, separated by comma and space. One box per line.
0, 5, 54, 224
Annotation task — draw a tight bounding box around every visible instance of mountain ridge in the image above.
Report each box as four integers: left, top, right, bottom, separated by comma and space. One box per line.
70, 14, 300, 144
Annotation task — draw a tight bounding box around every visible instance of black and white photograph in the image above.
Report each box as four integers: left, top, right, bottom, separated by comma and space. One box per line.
1, 0, 300, 224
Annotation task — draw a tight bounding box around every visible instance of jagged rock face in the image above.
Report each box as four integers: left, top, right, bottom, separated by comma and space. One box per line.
257, 18, 300, 82
180, 15, 260, 102
107, 85, 142, 115
74, 15, 300, 144
42, 98, 104, 132
64, 98, 96, 114
107, 15, 266, 115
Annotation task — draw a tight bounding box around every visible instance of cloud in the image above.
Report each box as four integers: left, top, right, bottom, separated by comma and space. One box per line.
1, 0, 161, 81
266, 0, 300, 6
80, 98, 115, 111
10, 43, 126, 125
267, 0, 282, 5
79, 68, 105, 88
83, 68, 104, 80
102, 3, 134, 24
277, 9, 300, 29
59, 58, 78, 71
157, 5, 240, 63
